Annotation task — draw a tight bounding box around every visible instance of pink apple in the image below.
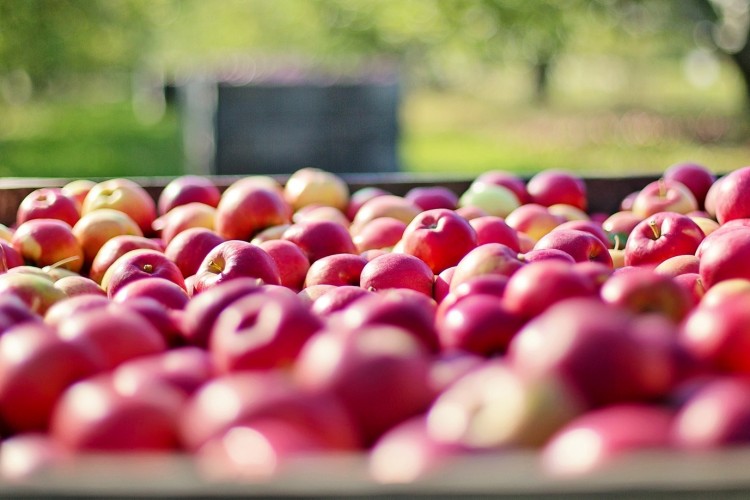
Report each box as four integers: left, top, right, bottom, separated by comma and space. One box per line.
527, 169, 587, 211
352, 216, 407, 253
359, 252, 434, 296
304, 253, 367, 288
101, 248, 185, 298
53, 275, 106, 297
0, 240, 24, 270
214, 182, 291, 241
248, 223, 292, 245
292, 204, 351, 227
519, 248, 576, 264
72, 208, 143, 265
43, 294, 111, 327
281, 219, 357, 263
654, 254, 700, 278
396, 208, 478, 274
284, 167, 349, 213
16, 187, 80, 227
712, 166, 750, 223
474, 170, 530, 204
61, 179, 96, 208
310, 285, 373, 317
698, 225, 750, 288
192, 240, 281, 293
164, 227, 225, 279
89, 234, 163, 284
81, 178, 157, 235
704, 175, 725, 218
663, 162, 715, 209
469, 215, 521, 251
450, 243, 524, 291
534, 229, 613, 267
157, 175, 221, 215
554, 220, 610, 248
11, 219, 84, 273
152, 202, 216, 244
438, 273, 508, 314
0, 272, 66, 315
433, 266, 456, 303
673, 272, 705, 307
505, 203, 565, 242
602, 210, 643, 247
346, 186, 390, 221
112, 276, 190, 310
257, 239, 310, 291
624, 212, 704, 268
350, 195, 422, 235
631, 179, 698, 218
405, 186, 458, 211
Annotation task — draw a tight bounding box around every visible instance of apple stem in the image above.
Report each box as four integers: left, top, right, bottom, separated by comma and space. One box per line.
613, 234, 622, 251
649, 220, 661, 239
44, 255, 81, 271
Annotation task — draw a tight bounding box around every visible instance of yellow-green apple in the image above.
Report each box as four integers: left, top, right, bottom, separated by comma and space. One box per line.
214, 182, 291, 241
505, 203, 565, 242
157, 175, 221, 215
426, 359, 585, 449
294, 325, 435, 447
450, 243, 524, 291
281, 220, 357, 263
346, 187, 390, 221
541, 404, 674, 477
16, 188, 80, 227
112, 277, 190, 310
600, 267, 692, 323
304, 253, 367, 288
72, 208, 143, 265
352, 216, 407, 253
11, 219, 84, 273
711, 166, 750, 223
405, 186, 458, 211
698, 225, 750, 288
61, 179, 96, 208
350, 195, 422, 235
663, 162, 716, 210
654, 254, 700, 278
503, 260, 596, 320
89, 234, 163, 284
257, 239, 310, 291
284, 167, 349, 213
152, 202, 215, 244
458, 182, 520, 218
527, 170, 587, 211
359, 252, 434, 296
474, 170, 530, 204
631, 179, 698, 218
0, 272, 66, 315
192, 240, 281, 293
534, 229, 613, 266
50, 373, 182, 452
164, 227, 225, 279
81, 178, 157, 235
53, 275, 106, 297
396, 208, 478, 275
310, 285, 373, 317
210, 289, 323, 373
468, 215, 521, 251
624, 212, 704, 268
101, 248, 186, 298
0, 322, 102, 433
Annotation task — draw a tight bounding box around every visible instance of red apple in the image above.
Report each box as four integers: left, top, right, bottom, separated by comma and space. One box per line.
72, 208, 143, 265
433, 266, 456, 303
534, 229, 613, 267
663, 162, 716, 209
469, 215, 521, 251
350, 195, 422, 236
257, 239, 310, 291
53, 275, 106, 297
310, 285, 373, 317
0, 294, 40, 335
346, 187, 390, 221
164, 227, 225, 279
0, 241, 23, 270
284, 167, 349, 213
0, 272, 66, 315
192, 240, 281, 293
89, 234, 163, 284
61, 179, 96, 208
304, 253, 366, 288
282, 219, 357, 263
631, 179, 698, 218
43, 294, 111, 327
404, 186, 458, 211
101, 248, 185, 298
519, 248, 576, 264
12, 219, 84, 273
359, 253, 434, 297
157, 175, 221, 215
554, 220, 610, 248
438, 273, 508, 314
602, 210, 643, 247
527, 170, 587, 211
248, 223, 292, 245
152, 202, 216, 244
81, 178, 157, 235
450, 243, 524, 291
710, 166, 750, 224
654, 254, 700, 278
698, 225, 750, 289
624, 212, 704, 268
214, 181, 291, 241
505, 203, 565, 242
352, 216, 407, 253
292, 204, 351, 227
112, 276, 190, 310
16, 187, 80, 227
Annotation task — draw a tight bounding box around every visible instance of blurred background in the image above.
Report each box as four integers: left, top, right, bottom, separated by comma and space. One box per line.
0, 0, 749, 179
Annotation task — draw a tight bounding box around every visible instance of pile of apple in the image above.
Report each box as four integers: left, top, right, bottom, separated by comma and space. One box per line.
3, 163, 750, 484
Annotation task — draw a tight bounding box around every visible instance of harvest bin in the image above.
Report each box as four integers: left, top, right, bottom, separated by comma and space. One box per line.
1, 173, 749, 499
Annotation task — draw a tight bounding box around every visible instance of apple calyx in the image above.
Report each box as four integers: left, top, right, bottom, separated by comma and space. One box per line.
648, 220, 661, 240
143, 264, 154, 273
206, 259, 223, 274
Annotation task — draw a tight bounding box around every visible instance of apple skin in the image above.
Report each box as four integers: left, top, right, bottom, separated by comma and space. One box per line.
474, 170, 530, 204
0, 433, 68, 482
304, 253, 367, 288
192, 240, 281, 293
81, 178, 157, 236
438, 273, 508, 314
61, 179, 96, 208
458, 182, 520, 218
0, 295, 41, 336
624, 212, 704, 268
631, 179, 698, 218
534, 229, 613, 267
396, 208, 478, 275
359, 253, 435, 297
157, 175, 221, 215
450, 243, 524, 291
503, 260, 597, 320
600, 267, 693, 323
405, 186, 458, 211
284, 167, 349, 213
698, 226, 750, 289
112, 277, 190, 310
433, 266, 456, 303
541, 404, 674, 477
72, 208, 143, 265
310, 285, 373, 317
43, 294, 111, 328
292, 204, 351, 227
352, 216, 408, 253
454, 205, 488, 221
519, 248, 576, 264
53, 275, 106, 297
12, 219, 84, 273
673, 272, 705, 307
527, 170, 587, 211
164, 227, 225, 279
294, 325, 435, 447
153, 202, 215, 245
554, 220, 610, 248
50, 373, 183, 452
700, 278, 750, 309
654, 254, 700, 278
0, 322, 103, 433
16, 187, 80, 228
711, 166, 750, 224
0, 272, 66, 315
469, 215, 521, 251
663, 162, 716, 210
602, 211, 643, 247
282, 220, 357, 264
257, 239, 310, 291
89, 234, 164, 284
505, 203, 565, 243
350, 195, 422, 235
214, 182, 291, 241
0, 240, 24, 270
346, 187, 390, 221
101, 248, 186, 298
249, 223, 292, 245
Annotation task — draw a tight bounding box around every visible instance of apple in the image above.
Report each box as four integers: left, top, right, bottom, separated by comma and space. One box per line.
352, 216, 407, 253
700, 278, 750, 309
16, 187, 80, 228
505, 203, 565, 243
0, 322, 102, 433
310, 285, 373, 317
192, 240, 281, 293
209, 288, 323, 373
164, 227, 225, 279
450, 243, 524, 291
359, 252, 434, 297
292, 204, 351, 227
469, 215, 521, 251
527, 170, 587, 211
709, 166, 750, 224
654, 254, 700, 278
152, 202, 216, 245
474, 170, 530, 204
257, 239, 310, 291
43, 294, 111, 328
346, 187, 390, 221
458, 182, 520, 218
541, 404, 674, 477
61, 179, 96, 208
53, 275, 106, 297
0, 295, 40, 336
284, 167, 349, 213
405, 186, 458, 211
101, 248, 186, 298
72, 208, 143, 265
88, 234, 164, 284
698, 225, 750, 289
157, 175, 221, 215
0, 272, 66, 315
663, 162, 716, 209
631, 179, 698, 218
0, 241, 24, 270
554, 220, 610, 248
304, 253, 367, 288
673, 272, 705, 307
248, 223, 292, 245
281, 219, 357, 263
454, 205, 488, 221
695, 220, 750, 260
548, 203, 590, 222
602, 211, 643, 247
534, 229, 613, 267
81, 178, 157, 235
214, 182, 291, 241
690, 215, 720, 238
10, 219, 83, 273
433, 266, 456, 303
396, 208, 478, 274
350, 195, 422, 236
121, 297, 185, 348
704, 175, 726, 218
112, 276, 190, 310
624, 212, 704, 268
519, 248, 576, 264
438, 273, 508, 314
